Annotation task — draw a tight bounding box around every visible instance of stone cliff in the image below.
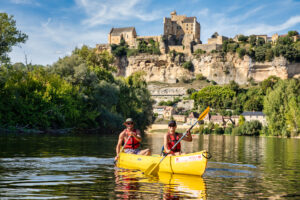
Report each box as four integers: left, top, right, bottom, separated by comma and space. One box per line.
116, 53, 300, 85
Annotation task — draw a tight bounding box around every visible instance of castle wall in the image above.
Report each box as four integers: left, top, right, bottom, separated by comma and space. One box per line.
137, 36, 162, 42
169, 45, 186, 53
207, 36, 228, 45
193, 44, 222, 52
96, 44, 110, 53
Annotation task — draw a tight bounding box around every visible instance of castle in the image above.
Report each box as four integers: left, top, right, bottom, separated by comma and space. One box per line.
106, 11, 204, 54
99, 11, 299, 56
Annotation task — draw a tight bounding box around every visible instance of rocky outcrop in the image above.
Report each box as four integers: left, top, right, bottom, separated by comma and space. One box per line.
115, 53, 300, 85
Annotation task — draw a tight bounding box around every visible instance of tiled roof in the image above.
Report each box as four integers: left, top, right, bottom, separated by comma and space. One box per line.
110, 27, 135, 36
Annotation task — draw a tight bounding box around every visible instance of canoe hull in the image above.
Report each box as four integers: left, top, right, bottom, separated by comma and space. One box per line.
118, 150, 208, 176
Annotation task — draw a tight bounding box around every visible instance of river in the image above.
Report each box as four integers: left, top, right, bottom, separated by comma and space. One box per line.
0, 133, 299, 199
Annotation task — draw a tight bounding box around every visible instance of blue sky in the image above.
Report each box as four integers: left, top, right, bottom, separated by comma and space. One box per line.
1, 0, 300, 65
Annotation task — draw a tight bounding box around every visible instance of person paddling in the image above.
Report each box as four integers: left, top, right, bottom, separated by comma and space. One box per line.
163, 120, 192, 156
115, 118, 150, 161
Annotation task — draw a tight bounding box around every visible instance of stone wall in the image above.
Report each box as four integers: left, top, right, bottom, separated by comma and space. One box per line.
168, 45, 186, 53
193, 44, 222, 53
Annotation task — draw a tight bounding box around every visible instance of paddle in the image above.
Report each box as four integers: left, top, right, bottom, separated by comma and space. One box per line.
144, 106, 210, 176
115, 132, 132, 165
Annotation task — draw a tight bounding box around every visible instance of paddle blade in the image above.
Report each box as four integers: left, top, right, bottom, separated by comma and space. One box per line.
144, 162, 159, 176
198, 106, 210, 121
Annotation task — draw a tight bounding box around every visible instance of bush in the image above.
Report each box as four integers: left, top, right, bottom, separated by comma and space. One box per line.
180, 76, 193, 83
237, 48, 246, 58
288, 30, 299, 37
238, 35, 248, 42
224, 127, 232, 134
194, 49, 206, 55
196, 73, 206, 80
127, 49, 139, 57
227, 43, 239, 52
249, 35, 256, 46
256, 37, 265, 46
187, 88, 197, 94
182, 61, 194, 71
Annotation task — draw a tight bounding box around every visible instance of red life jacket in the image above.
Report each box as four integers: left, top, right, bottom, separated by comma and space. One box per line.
124, 129, 140, 149
167, 133, 181, 154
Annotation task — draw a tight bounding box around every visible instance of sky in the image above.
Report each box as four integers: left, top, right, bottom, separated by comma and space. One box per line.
1, 0, 300, 65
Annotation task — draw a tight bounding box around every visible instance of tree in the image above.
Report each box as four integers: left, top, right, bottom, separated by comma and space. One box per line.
288, 30, 299, 37
237, 48, 246, 58
249, 35, 256, 46
0, 13, 28, 64
264, 79, 300, 136
238, 35, 248, 42
256, 37, 265, 46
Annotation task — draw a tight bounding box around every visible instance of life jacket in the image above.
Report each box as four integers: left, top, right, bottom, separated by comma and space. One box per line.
167, 132, 181, 154
124, 129, 140, 149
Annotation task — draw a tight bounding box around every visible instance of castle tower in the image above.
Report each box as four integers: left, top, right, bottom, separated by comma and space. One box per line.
163, 11, 201, 44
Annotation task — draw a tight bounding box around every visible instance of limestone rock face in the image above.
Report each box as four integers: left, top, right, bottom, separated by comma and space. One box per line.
115, 53, 300, 84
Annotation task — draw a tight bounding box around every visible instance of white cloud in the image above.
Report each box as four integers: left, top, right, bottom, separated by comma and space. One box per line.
75, 0, 163, 26
10, 19, 108, 65
244, 15, 300, 35
197, 5, 300, 42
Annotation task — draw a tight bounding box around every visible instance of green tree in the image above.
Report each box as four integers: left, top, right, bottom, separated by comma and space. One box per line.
237, 48, 246, 58
238, 35, 248, 42
288, 30, 299, 37
264, 79, 300, 136
234, 121, 262, 136
249, 35, 256, 46
182, 61, 193, 71
191, 85, 236, 109
256, 37, 265, 46
0, 13, 28, 64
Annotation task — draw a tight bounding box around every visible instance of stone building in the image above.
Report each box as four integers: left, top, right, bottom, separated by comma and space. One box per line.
108, 27, 137, 47
272, 33, 300, 43
207, 32, 228, 45
173, 115, 186, 122
186, 112, 199, 125
242, 111, 267, 126
163, 10, 201, 51
164, 106, 175, 119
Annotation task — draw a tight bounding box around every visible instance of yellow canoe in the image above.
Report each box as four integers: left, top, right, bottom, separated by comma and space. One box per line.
117, 150, 209, 176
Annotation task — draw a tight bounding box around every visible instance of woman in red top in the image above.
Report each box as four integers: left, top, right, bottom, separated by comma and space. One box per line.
163, 120, 192, 156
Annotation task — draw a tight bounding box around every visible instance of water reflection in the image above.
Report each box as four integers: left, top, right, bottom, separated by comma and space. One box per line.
114, 168, 207, 199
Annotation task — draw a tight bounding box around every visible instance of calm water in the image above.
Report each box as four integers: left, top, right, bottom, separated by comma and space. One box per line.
0, 133, 300, 199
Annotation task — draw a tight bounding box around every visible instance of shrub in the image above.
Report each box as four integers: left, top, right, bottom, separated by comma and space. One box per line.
238, 35, 248, 42
237, 48, 246, 58
127, 49, 139, 57
249, 35, 256, 46
288, 30, 299, 37
182, 61, 194, 71
194, 49, 206, 55
196, 73, 206, 80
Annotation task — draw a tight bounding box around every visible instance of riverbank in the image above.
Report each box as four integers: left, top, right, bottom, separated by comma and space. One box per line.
146, 123, 300, 138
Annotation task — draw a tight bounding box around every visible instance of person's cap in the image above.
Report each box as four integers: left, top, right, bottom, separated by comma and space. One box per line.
168, 120, 176, 126
124, 118, 134, 125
